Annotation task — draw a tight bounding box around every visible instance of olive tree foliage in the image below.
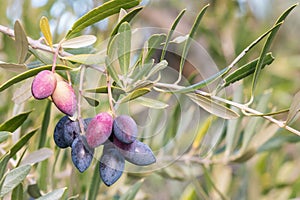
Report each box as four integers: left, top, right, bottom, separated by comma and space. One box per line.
0, 0, 300, 199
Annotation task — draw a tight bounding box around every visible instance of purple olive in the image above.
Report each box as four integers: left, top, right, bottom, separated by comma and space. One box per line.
113, 136, 156, 166
113, 115, 138, 144
99, 143, 124, 186
86, 112, 113, 148
71, 135, 94, 173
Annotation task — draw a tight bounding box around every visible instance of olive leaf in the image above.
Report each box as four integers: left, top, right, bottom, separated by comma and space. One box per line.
187, 93, 239, 119
0, 110, 32, 132
14, 20, 29, 64
66, 0, 140, 38
0, 165, 31, 197
60, 35, 97, 49
40, 16, 53, 48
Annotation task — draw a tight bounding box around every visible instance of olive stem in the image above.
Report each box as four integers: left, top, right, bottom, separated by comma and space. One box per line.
78, 65, 86, 134
106, 70, 116, 118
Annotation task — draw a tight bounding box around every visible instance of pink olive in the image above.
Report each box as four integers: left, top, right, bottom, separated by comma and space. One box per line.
31, 70, 57, 99
51, 81, 77, 116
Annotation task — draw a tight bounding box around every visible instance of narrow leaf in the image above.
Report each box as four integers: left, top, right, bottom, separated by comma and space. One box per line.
0, 153, 10, 181
134, 97, 168, 109
177, 4, 209, 82
85, 86, 124, 94
12, 78, 33, 105
14, 20, 29, 64
60, 35, 97, 49
83, 95, 100, 107
252, 4, 297, 95
188, 93, 239, 119
146, 60, 168, 79
29, 49, 53, 64
145, 34, 166, 62
105, 57, 122, 87
40, 16, 53, 48
118, 22, 131, 75
9, 129, 38, 159
119, 179, 144, 200
0, 165, 31, 197
36, 188, 67, 200
286, 90, 300, 124
38, 101, 51, 148
11, 183, 23, 200
110, 7, 143, 38
161, 9, 186, 61
66, 0, 140, 38
0, 65, 72, 92
61, 53, 105, 65
20, 148, 53, 166
120, 88, 151, 103
0, 131, 11, 144
223, 52, 274, 87
0, 110, 32, 132
87, 162, 101, 200
0, 62, 27, 73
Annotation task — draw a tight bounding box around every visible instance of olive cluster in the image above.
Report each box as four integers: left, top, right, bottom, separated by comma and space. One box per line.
31, 70, 77, 116
53, 113, 156, 186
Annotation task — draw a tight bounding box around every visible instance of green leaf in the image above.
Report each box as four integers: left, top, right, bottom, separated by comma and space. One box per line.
60, 35, 97, 49
0, 165, 31, 197
251, 4, 297, 95
87, 162, 101, 200
14, 20, 29, 64
161, 9, 186, 61
36, 187, 67, 200
40, 16, 53, 48
177, 4, 209, 83
119, 179, 144, 200
110, 6, 143, 39
0, 111, 32, 132
188, 93, 239, 119
0, 153, 10, 181
286, 90, 300, 125
29, 49, 53, 64
146, 60, 168, 79
61, 53, 105, 65
134, 97, 168, 109
145, 34, 166, 62
105, 56, 122, 87
230, 148, 256, 163
120, 88, 151, 103
20, 148, 53, 166
223, 52, 274, 88
83, 95, 100, 107
85, 86, 124, 94
0, 62, 27, 73
0, 131, 11, 144
0, 65, 72, 92
38, 101, 51, 148
9, 129, 38, 159
118, 22, 131, 75
11, 183, 23, 200
66, 0, 140, 38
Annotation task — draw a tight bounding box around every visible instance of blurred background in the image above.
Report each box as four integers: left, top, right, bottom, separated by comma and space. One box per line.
1, 0, 300, 199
